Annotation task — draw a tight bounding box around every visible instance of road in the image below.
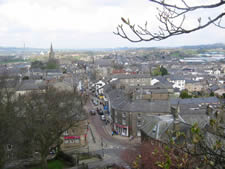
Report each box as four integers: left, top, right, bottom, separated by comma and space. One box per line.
82, 96, 138, 168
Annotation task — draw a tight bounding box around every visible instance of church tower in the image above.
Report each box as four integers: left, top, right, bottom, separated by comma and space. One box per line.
49, 43, 55, 60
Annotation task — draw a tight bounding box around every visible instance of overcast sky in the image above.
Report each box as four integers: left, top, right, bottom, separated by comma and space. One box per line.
0, 0, 224, 49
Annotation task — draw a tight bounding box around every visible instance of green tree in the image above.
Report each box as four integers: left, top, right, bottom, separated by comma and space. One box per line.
160, 66, 168, 76
152, 66, 168, 76
210, 91, 215, 97
31, 61, 45, 69
46, 59, 59, 69
152, 66, 161, 76
180, 90, 192, 99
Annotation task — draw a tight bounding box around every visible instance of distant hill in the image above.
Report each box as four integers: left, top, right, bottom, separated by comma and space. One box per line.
0, 43, 225, 52
179, 43, 225, 50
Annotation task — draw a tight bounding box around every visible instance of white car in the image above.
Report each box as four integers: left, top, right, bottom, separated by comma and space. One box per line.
101, 115, 106, 121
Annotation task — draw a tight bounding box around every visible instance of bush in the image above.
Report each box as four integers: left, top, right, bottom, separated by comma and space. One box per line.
56, 151, 75, 166
31, 160, 64, 169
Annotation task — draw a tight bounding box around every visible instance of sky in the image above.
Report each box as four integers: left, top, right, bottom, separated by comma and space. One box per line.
0, 0, 224, 49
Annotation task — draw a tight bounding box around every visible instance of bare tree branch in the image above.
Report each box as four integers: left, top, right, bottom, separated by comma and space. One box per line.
114, 0, 225, 43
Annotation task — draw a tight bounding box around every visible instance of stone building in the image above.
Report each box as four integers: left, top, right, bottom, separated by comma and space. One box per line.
60, 120, 88, 150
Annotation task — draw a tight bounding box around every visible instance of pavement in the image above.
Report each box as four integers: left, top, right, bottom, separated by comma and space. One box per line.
102, 123, 141, 144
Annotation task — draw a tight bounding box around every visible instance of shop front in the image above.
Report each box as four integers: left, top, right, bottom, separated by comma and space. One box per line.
114, 123, 129, 137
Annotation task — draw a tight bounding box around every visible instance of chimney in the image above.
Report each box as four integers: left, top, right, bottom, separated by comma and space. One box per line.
171, 106, 179, 120
171, 102, 180, 133
171, 101, 180, 120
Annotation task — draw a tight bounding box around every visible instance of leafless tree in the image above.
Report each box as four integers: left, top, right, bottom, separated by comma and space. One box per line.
0, 74, 18, 169
114, 0, 225, 42
16, 87, 87, 169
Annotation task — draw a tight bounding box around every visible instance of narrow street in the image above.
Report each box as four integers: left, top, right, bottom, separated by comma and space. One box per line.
79, 96, 138, 168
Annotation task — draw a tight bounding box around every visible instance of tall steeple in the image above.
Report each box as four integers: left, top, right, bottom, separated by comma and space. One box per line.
49, 43, 55, 60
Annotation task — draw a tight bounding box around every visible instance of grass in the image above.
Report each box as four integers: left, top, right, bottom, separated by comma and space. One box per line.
32, 160, 64, 169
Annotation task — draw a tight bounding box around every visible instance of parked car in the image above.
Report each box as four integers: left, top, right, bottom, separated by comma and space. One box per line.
97, 108, 104, 115
101, 115, 106, 121
90, 110, 96, 115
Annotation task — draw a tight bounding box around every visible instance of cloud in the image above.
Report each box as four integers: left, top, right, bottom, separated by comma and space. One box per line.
0, 0, 224, 48
0, 0, 156, 32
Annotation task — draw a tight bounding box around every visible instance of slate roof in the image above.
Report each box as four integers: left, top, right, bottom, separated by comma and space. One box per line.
112, 74, 152, 79
140, 114, 190, 141
210, 84, 220, 92
31, 68, 44, 73
45, 69, 62, 73
95, 59, 114, 67
180, 113, 209, 128
170, 97, 220, 105
107, 90, 171, 113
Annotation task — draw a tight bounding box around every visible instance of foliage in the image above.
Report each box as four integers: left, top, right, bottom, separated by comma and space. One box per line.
46, 59, 59, 69
56, 151, 76, 166
160, 66, 168, 76
180, 90, 192, 99
152, 66, 161, 76
152, 66, 168, 76
32, 160, 64, 169
210, 91, 215, 97
31, 61, 45, 69
222, 93, 225, 99
121, 141, 194, 169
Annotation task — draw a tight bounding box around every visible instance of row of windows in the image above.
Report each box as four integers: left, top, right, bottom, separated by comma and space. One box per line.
115, 112, 142, 118
115, 119, 142, 126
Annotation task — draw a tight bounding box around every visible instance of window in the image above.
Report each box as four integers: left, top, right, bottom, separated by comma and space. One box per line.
70, 139, 74, 144
137, 113, 141, 119
64, 140, 69, 144
122, 112, 126, 118
122, 119, 126, 125
137, 120, 142, 127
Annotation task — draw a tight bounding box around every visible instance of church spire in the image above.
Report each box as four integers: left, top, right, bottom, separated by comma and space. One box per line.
50, 43, 53, 52
49, 43, 55, 60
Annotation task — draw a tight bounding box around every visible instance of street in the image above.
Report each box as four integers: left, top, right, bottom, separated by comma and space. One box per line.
81, 96, 138, 168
